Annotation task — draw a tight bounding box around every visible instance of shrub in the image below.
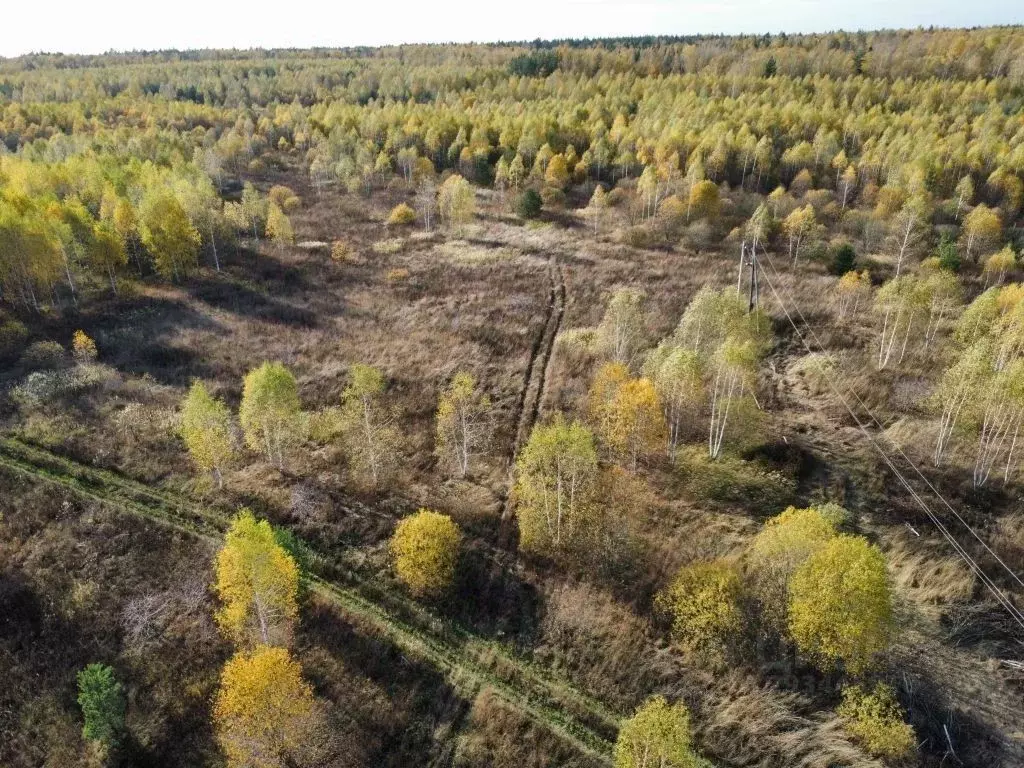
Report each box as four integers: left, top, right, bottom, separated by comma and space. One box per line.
268, 184, 301, 212
622, 224, 657, 249
372, 238, 404, 255
682, 220, 715, 253
554, 327, 597, 369
12, 366, 110, 409
390, 509, 462, 596
747, 504, 845, 630
838, 684, 916, 760
515, 188, 543, 219
656, 559, 744, 664
540, 186, 566, 209
330, 240, 354, 262
676, 447, 795, 514
20, 340, 67, 370
936, 234, 961, 272
387, 202, 417, 226
77, 663, 125, 748
606, 187, 628, 207
830, 243, 857, 275
787, 352, 838, 396
788, 536, 894, 674
0, 318, 28, 360
614, 696, 703, 768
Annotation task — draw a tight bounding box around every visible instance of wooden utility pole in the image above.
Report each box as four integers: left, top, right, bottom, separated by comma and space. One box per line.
748, 246, 759, 312
737, 241, 746, 295
737, 241, 759, 312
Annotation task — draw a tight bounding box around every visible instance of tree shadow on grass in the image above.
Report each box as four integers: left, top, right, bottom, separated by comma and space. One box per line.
186, 274, 321, 328
299, 604, 467, 768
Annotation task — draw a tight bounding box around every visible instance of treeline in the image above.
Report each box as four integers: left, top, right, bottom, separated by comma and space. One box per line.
5, 27, 1024, 87
0, 146, 304, 308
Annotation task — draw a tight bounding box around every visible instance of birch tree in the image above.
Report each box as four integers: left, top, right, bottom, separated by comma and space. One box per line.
595, 288, 646, 366
587, 184, 609, 235
921, 270, 962, 351
415, 176, 438, 231
983, 246, 1016, 286
783, 204, 815, 266
587, 363, 666, 470
874, 275, 930, 369
839, 164, 858, 209
438, 174, 474, 231
887, 197, 929, 277
644, 345, 704, 457
932, 342, 992, 466
179, 381, 235, 487
973, 360, 1024, 486
238, 362, 302, 469
338, 364, 400, 487
514, 416, 598, 555
745, 203, 772, 253
214, 509, 299, 647
953, 175, 974, 221
708, 336, 759, 459
435, 371, 490, 477
214, 647, 327, 768
960, 204, 1001, 263
833, 270, 872, 320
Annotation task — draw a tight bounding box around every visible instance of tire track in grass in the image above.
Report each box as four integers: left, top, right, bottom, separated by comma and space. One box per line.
499, 258, 566, 537
0, 435, 617, 763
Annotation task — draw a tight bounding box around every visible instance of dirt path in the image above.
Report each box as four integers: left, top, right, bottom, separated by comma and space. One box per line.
499, 257, 566, 535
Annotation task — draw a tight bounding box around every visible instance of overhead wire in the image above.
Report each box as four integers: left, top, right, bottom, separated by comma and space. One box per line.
751, 252, 1024, 632
757, 246, 1024, 590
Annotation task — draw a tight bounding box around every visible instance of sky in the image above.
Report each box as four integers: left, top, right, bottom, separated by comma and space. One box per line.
1, 0, 1021, 57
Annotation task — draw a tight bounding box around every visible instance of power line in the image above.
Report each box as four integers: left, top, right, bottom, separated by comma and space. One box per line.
757, 248, 1024, 591
753, 257, 1024, 632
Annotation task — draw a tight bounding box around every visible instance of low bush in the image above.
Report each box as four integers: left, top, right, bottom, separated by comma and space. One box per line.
20, 340, 68, 370
675, 446, 795, 514
11, 365, 113, 410
838, 684, 916, 761
539, 187, 565, 209
372, 238, 404, 255
621, 224, 658, 249
830, 243, 857, 275
0, 318, 29, 360
515, 188, 543, 219
387, 203, 417, 226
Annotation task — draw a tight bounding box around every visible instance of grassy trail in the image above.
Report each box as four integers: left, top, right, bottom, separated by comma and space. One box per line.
0, 435, 619, 763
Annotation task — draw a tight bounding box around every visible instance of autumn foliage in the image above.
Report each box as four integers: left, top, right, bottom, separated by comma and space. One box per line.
390, 509, 462, 596
214, 509, 300, 647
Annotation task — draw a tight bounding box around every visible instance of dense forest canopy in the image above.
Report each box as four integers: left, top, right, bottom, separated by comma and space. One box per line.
2, 28, 1022, 307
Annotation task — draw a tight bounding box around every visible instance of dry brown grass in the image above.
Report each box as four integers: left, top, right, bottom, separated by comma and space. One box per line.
537, 582, 659, 710
882, 528, 977, 608
693, 672, 881, 768
6, 165, 1023, 767
454, 688, 604, 768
